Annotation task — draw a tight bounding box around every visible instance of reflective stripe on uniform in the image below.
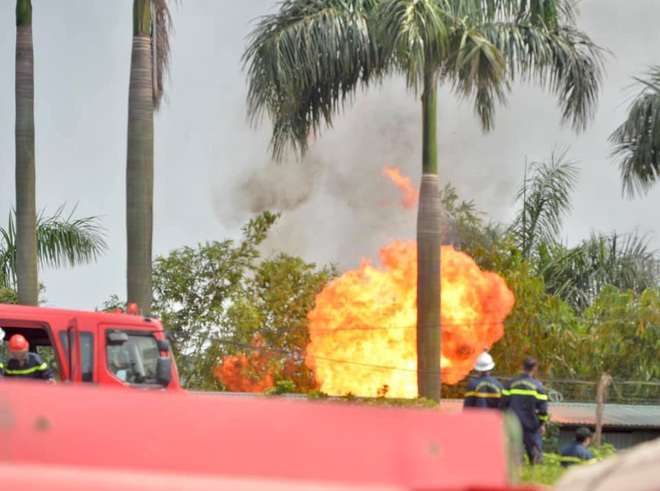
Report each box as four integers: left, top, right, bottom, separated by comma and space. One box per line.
501, 388, 548, 401
3, 362, 48, 375
465, 391, 501, 398
475, 381, 502, 393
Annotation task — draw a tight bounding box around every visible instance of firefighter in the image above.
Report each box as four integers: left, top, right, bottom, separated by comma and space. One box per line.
2, 334, 54, 381
463, 349, 503, 410
560, 427, 597, 467
501, 356, 549, 464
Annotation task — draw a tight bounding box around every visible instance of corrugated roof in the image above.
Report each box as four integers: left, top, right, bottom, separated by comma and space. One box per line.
438, 399, 660, 429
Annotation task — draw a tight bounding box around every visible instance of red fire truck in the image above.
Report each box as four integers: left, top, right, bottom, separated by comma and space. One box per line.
0, 304, 181, 390
0, 378, 541, 491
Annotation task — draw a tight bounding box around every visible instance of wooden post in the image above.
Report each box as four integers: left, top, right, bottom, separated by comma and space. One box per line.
594, 373, 612, 447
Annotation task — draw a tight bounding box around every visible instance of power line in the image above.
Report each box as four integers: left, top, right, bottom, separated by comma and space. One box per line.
213, 338, 660, 389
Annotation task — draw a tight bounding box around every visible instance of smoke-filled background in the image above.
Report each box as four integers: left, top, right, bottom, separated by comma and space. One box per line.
0, 0, 659, 309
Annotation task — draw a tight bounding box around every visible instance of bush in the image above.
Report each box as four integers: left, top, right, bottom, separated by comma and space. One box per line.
520, 445, 617, 487
0, 287, 18, 304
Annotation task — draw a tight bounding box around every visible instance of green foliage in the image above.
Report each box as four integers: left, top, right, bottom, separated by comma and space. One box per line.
103, 211, 338, 392
542, 421, 562, 454
591, 443, 617, 460
443, 152, 660, 396
520, 461, 567, 487
610, 65, 660, 198
100, 294, 127, 312
510, 149, 580, 260
243, 0, 604, 161
150, 211, 279, 390
1, 205, 107, 290
265, 380, 296, 395
582, 286, 660, 382
0, 287, 18, 304
541, 232, 659, 313
307, 389, 329, 399
521, 445, 618, 487
505, 150, 659, 314
325, 393, 439, 408
224, 253, 338, 392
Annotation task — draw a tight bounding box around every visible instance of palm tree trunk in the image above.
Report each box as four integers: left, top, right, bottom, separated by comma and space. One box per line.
417, 69, 442, 401
15, 0, 38, 306
126, 0, 154, 314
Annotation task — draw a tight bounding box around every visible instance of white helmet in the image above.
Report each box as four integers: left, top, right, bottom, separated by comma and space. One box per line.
474, 349, 495, 372
0, 327, 4, 342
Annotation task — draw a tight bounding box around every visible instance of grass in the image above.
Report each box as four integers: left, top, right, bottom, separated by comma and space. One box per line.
520, 459, 568, 487
520, 446, 617, 487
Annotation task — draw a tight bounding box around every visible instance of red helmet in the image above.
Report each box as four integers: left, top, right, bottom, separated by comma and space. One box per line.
8, 334, 29, 352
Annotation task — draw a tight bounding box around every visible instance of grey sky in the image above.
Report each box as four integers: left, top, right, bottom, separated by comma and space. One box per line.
1, 0, 659, 311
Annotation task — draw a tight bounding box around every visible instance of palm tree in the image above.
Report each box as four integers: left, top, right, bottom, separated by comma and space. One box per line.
15, 0, 37, 305
1, 206, 108, 294
509, 151, 659, 313
509, 148, 580, 262
242, 0, 604, 401
126, 0, 174, 314
541, 231, 659, 313
610, 66, 660, 198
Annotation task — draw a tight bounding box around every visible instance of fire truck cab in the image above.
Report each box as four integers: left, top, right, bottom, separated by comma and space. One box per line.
0, 304, 181, 390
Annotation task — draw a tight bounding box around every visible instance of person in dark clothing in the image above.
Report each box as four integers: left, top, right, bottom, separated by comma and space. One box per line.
1, 334, 54, 381
560, 427, 597, 467
501, 356, 549, 464
463, 349, 503, 410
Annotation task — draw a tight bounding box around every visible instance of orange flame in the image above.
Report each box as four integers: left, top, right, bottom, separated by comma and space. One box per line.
383, 166, 419, 208
304, 240, 515, 398
215, 334, 277, 392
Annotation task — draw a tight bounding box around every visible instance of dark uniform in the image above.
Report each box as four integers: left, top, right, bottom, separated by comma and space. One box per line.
463, 374, 503, 409
0, 352, 54, 380
560, 442, 596, 467
501, 373, 549, 463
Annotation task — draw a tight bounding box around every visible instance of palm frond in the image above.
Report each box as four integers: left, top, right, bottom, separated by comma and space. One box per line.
448, 0, 558, 27
242, 0, 383, 161
373, 0, 451, 92
1, 205, 108, 283
445, 23, 507, 130
471, 1, 606, 132
609, 66, 660, 198
542, 230, 659, 312
510, 147, 579, 258
34, 204, 109, 269
0, 213, 17, 289
151, 0, 176, 110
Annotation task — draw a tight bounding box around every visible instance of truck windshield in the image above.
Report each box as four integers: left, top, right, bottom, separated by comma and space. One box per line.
106, 331, 160, 386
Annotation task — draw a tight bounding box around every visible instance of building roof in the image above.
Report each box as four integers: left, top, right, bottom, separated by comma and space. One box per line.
437, 399, 660, 429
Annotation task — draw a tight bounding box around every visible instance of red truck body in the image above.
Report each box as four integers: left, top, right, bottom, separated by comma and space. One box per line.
0, 304, 181, 390
0, 379, 541, 491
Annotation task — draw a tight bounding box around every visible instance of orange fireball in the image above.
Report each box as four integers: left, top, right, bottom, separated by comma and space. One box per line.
305, 240, 515, 398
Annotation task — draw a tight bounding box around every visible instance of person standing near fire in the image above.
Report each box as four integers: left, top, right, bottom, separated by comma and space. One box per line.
501, 356, 549, 464
463, 349, 503, 409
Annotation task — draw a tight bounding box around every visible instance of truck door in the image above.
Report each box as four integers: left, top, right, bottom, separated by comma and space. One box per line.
99, 324, 173, 388
57, 320, 96, 383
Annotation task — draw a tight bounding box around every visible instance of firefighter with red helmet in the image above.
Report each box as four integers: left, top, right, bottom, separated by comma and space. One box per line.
1, 331, 54, 381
